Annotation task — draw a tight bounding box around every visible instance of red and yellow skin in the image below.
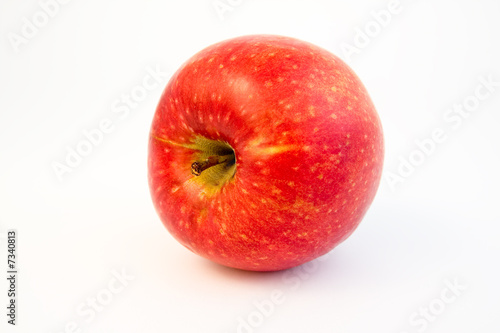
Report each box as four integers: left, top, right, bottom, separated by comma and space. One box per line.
148, 35, 384, 271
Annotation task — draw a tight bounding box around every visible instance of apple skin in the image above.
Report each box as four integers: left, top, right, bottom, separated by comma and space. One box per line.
148, 35, 383, 271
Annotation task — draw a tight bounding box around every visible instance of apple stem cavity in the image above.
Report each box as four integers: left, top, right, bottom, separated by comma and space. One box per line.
191, 154, 234, 176
184, 136, 237, 189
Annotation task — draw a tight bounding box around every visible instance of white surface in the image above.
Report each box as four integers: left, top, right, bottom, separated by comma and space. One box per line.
1, 0, 499, 332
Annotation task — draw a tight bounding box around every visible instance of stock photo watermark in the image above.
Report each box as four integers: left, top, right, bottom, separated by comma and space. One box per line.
5, 230, 18, 326
7, 0, 73, 53
399, 277, 467, 333
51, 64, 168, 182
53, 268, 135, 333
385, 74, 499, 191
234, 254, 331, 333
339, 0, 425, 63
212, 0, 244, 21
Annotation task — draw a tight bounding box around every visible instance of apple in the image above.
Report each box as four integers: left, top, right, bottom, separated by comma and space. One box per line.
148, 35, 384, 271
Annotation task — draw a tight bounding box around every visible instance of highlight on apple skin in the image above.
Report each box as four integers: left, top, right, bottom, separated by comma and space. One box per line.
148, 35, 384, 271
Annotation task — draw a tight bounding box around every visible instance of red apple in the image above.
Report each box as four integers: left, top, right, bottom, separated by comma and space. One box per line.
148, 35, 384, 271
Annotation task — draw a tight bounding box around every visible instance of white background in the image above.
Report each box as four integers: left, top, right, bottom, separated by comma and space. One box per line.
1, 0, 499, 332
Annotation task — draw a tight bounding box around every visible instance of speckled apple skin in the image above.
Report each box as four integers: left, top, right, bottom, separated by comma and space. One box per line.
148, 35, 384, 271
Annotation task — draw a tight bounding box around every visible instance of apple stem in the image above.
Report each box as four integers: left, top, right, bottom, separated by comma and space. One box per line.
191, 155, 234, 176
